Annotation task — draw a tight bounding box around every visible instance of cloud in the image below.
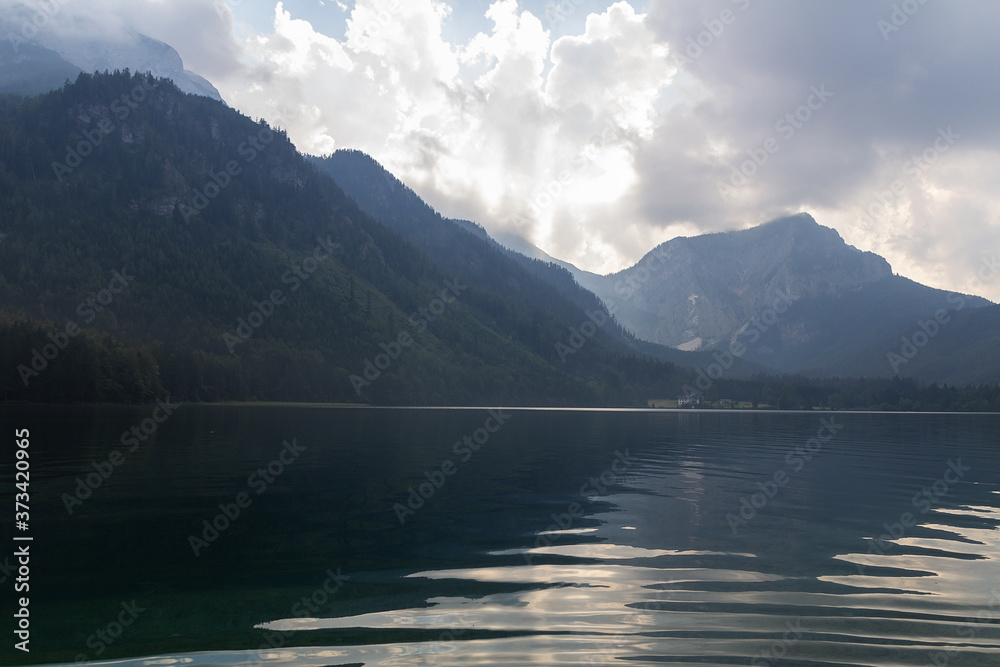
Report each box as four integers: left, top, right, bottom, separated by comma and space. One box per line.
121, 0, 243, 80
203, 0, 673, 263
636, 0, 1000, 301
546, 2, 671, 138
0, 0, 238, 104
207, 0, 1000, 301
205, 1, 674, 272
6, 0, 1000, 302
0, 0, 244, 79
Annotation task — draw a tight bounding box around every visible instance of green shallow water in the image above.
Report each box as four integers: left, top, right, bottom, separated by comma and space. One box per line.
1, 406, 999, 666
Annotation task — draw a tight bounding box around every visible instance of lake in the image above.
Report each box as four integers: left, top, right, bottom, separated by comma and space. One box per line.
2, 405, 999, 666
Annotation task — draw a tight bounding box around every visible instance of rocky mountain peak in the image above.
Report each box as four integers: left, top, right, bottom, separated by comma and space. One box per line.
587, 213, 894, 351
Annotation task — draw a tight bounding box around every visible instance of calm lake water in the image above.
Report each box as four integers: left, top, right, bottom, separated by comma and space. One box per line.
2, 406, 999, 666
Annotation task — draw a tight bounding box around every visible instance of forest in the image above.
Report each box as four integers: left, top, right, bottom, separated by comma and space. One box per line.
1, 71, 997, 411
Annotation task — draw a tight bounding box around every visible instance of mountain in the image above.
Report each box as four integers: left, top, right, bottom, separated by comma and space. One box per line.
571, 213, 997, 383
903, 304, 1000, 385
0, 39, 82, 97
804, 296, 1000, 385
307, 156, 999, 388
0, 71, 702, 405
1, 73, 995, 409
585, 214, 887, 349
309, 150, 770, 377
0, 10, 221, 100
309, 150, 629, 329
489, 228, 605, 288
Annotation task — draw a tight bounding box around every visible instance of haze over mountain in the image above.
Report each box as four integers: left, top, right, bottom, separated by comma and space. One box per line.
312, 148, 1000, 387
0, 7, 221, 100
0, 71, 704, 406
311, 149, 770, 378
0, 69, 997, 410
503, 214, 996, 383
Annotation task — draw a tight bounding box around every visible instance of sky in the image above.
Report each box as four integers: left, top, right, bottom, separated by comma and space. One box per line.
10, 0, 1000, 302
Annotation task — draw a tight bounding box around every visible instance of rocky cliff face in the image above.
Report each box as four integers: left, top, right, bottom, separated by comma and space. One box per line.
587, 213, 893, 350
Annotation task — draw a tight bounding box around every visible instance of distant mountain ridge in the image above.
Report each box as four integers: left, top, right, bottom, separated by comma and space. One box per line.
0, 73, 996, 408
505, 214, 998, 384
0, 10, 221, 100
309, 149, 770, 377
0, 72, 694, 405
311, 152, 999, 386
590, 214, 893, 349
